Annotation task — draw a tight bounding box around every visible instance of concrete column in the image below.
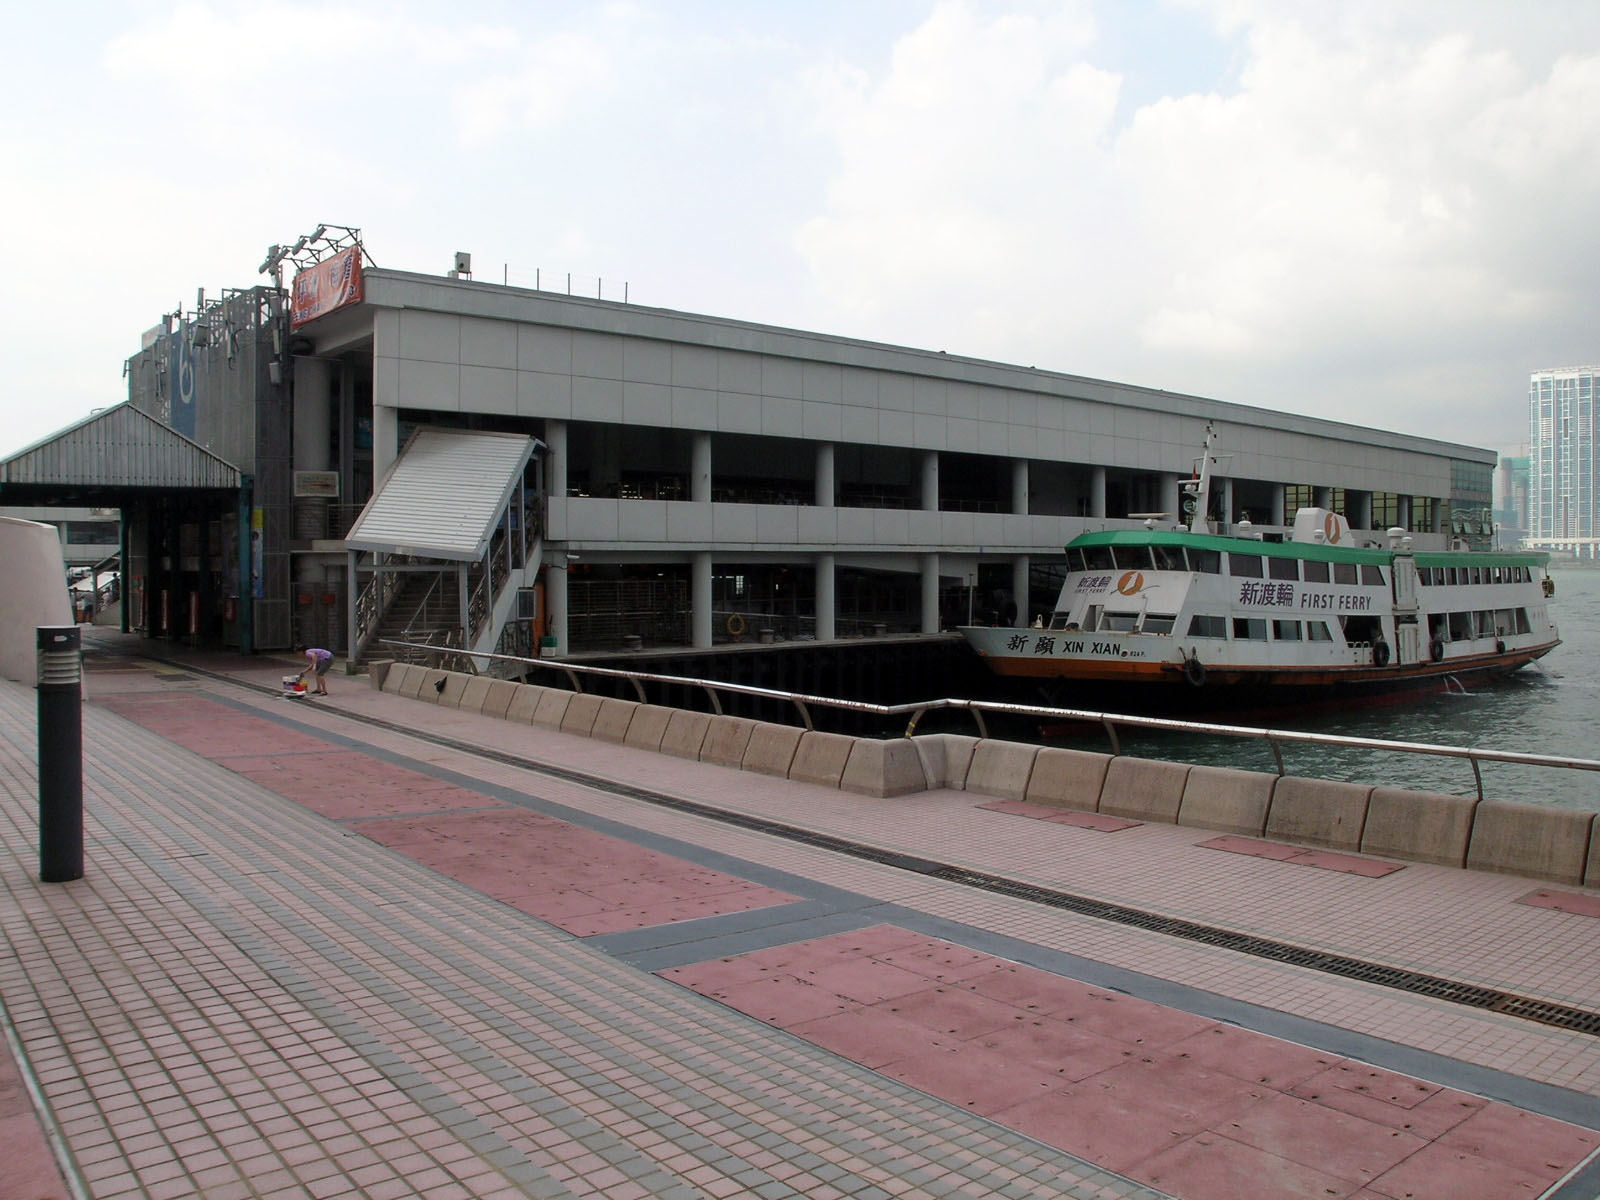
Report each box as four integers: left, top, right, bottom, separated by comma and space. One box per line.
373, 405, 400, 481
1090, 467, 1106, 518
921, 451, 940, 512
1161, 474, 1181, 522
546, 556, 568, 654
816, 552, 835, 641
1271, 484, 1286, 526
1353, 490, 1373, 531
815, 442, 835, 507
1223, 479, 1236, 525
691, 431, 712, 504
920, 553, 940, 633
1314, 485, 1334, 510
1433, 498, 1446, 535
1398, 495, 1413, 529
692, 551, 713, 649
545, 419, 568, 498
1011, 555, 1030, 628
293, 357, 332, 473
1011, 459, 1029, 516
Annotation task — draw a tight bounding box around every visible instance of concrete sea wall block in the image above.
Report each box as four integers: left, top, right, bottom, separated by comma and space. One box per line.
743, 722, 805, 778
480, 679, 519, 719
965, 741, 1041, 802
505, 684, 545, 724
1100, 756, 1192, 824
1362, 787, 1477, 868
560, 692, 604, 736
438, 672, 472, 709
381, 663, 413, 695
368, 660, 394, 690
1266, 777, 1374, 851
591, 697, 641, 744
661, 710, 713, 760
531, 689, 573, 729
414, 668, 450, 703
1179, 765, 1275, 836
1467, 801, 1592, 885
1025, 747, 1112, 812
400, 665, 433, 699
623, 704, 674, 752
458, 677, 494, 714
789, 730, 857, 788
700, 716, 757, 767
841, 738, 930, 798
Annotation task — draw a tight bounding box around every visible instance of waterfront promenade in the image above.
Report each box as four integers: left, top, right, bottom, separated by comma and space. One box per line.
1, 637, 1598, 1199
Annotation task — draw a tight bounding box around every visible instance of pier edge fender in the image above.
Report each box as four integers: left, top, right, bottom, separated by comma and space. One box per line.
1183, 655, 1207, 687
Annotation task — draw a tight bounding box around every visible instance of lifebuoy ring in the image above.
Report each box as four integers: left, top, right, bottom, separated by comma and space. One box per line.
1372, 640, 1391, 667
1429, 638, 1445, 663
726, 613, 746, 637
1183, 656, 1206, 687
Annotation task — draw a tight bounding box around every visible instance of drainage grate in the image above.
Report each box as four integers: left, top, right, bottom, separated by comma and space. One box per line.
177, 661, 1600, 1041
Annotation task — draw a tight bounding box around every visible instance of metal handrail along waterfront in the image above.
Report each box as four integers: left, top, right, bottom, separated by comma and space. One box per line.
379, 638, 1600, 803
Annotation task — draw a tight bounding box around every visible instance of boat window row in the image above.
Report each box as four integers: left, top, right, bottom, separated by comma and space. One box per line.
1070, 545, 1383, 586
1186, 615, 1335, 642
1417, 565, 1534, 586
1430, 608, 1532, 640
1230, 554, 1384, 586
1062, 607, 1178, 635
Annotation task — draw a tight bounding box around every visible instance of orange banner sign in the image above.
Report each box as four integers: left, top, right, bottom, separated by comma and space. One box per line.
290, 246, 363, 328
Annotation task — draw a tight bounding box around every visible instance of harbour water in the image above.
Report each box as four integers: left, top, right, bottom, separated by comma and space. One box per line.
1046, 569, 1600, 812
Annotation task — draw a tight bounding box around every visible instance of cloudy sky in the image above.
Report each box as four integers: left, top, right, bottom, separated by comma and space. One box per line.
5, 0, 1599, 462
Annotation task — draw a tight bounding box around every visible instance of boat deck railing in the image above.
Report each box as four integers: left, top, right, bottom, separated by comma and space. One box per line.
380, 639, 1600, 803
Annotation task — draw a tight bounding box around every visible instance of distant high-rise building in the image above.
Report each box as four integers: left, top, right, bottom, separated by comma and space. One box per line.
1496, 453, 1529, 546
1527, 366, 1600, 557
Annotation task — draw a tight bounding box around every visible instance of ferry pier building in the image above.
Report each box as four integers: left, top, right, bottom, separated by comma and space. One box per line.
5, 235, 1497, 668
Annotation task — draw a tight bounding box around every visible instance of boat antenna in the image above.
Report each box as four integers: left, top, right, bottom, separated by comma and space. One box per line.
1184, 423, 1218, 534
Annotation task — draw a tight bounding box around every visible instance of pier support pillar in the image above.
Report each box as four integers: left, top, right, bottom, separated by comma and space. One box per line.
1271, 484, 1286, 526
1012, 555, 1030, 628
815, 443, 835, 507
373, 404, 399, 481
920, 553, 940, 634
546, 555, 568, 654
1161, 474, 1181, 523
1315, 485, 1334, 511
816, 553, 836, 641
1223, 479, 1236, 527
1398, 495, 1413, 530
692, 551, 713, 649
691, 432, 712, 504
1011, 459, 1029, 516
1090, 467, 1106, 519
921, 451, 940, 512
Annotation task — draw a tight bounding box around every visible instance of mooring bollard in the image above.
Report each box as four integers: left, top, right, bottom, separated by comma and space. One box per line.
37, 625, 83, 883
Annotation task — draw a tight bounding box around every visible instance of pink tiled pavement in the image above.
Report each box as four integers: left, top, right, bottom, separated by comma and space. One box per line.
5, 635, 1591, 1200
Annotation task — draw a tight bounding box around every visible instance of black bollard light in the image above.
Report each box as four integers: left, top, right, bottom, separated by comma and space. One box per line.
37, 625, 83, 883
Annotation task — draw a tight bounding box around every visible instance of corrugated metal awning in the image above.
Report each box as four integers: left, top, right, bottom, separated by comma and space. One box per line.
0, 402, 241, 494
344, 428, 537, 561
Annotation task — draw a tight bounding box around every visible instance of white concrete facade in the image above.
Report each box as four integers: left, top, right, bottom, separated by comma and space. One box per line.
308, 269, 1489, 654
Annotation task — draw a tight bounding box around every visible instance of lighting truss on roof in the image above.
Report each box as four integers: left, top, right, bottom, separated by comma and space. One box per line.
257, 224, 375, 289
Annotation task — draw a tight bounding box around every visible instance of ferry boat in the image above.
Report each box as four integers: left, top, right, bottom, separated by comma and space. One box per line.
961, 428, 1560, 709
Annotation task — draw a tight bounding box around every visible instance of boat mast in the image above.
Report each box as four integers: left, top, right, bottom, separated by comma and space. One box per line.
1183, 423, 1219, 534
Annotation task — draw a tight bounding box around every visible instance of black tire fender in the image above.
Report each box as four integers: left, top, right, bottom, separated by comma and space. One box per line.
1429, 638, 1445, 663
1373, 640, 1391, 667
1183, 655, 1206, 687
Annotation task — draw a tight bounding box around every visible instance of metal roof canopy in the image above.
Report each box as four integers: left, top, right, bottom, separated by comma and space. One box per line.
0, 402, 241, 501
344, 428, 538, 562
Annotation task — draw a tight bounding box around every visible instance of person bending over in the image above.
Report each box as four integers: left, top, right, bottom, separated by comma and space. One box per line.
298, 647, 333, 696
